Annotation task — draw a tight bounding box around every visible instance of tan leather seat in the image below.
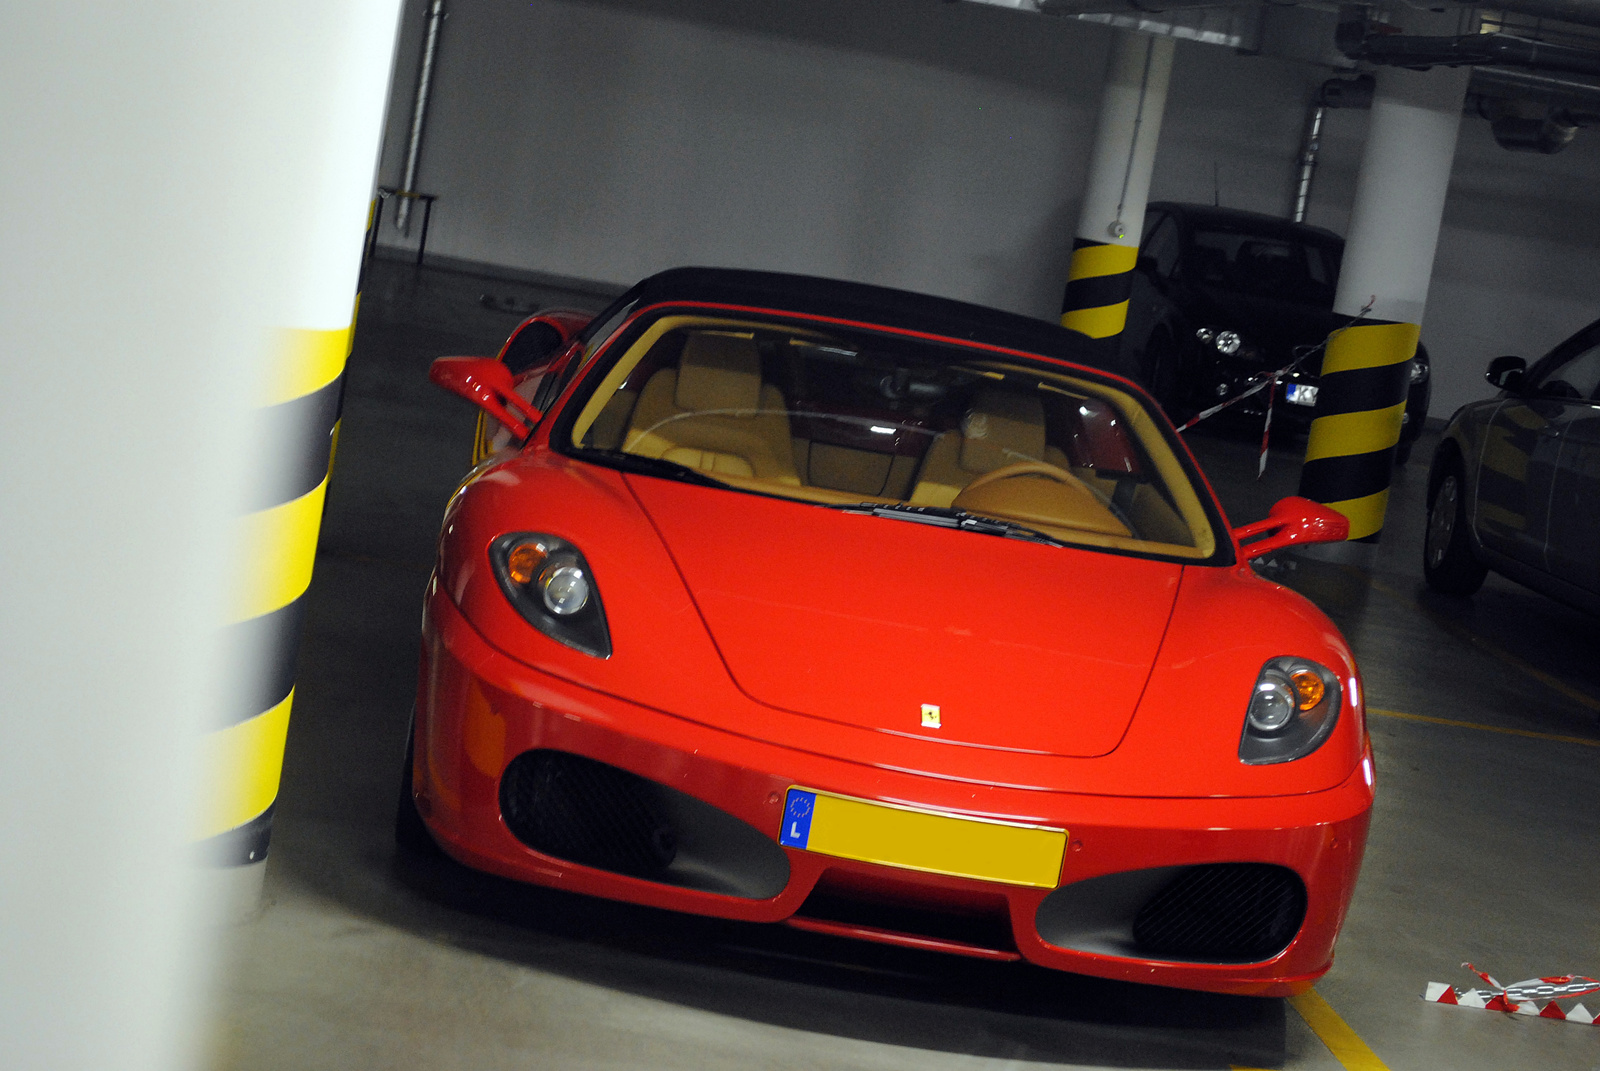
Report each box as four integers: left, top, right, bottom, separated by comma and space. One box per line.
909, 388, 1053, 506
623, 333, 800, 485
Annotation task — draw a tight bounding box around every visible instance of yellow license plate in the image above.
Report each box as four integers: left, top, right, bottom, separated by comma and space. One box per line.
778, 787, 1065, 888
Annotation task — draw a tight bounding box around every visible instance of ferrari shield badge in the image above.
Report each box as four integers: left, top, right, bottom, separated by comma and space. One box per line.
921, 703, 941, 729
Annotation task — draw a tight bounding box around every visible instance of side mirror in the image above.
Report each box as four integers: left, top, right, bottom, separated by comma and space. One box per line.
429, 357, 543, 440
1486, 355, 1526, 392
1234, 496, 1349, 560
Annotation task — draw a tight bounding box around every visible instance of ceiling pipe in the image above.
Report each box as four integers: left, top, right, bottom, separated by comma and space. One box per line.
1337, 21, 1600, 79
1471, 65, 1600, 109
974, 0, 1600, 29
1455, 0, 1600, 30
1037, 0, 1236, 12
395, 0, 446, 237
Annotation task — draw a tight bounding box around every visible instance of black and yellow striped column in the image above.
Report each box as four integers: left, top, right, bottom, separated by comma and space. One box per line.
1295, 36, 1468, 545
1297, 321, 1417, 542
196, 325, 352, 867
1061, 238, 1139, 361
1058, 31, 1172, 361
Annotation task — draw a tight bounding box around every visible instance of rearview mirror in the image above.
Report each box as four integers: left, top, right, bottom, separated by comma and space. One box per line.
429, 357, 543, 440
1486, 355, 1526, 392
1234, 496, 1349, 560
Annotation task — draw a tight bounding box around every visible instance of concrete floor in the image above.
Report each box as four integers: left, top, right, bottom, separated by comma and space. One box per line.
208, 259, 1600, 1071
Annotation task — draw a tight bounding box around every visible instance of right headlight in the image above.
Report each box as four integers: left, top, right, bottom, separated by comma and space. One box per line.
1239, 657, 1341, 764
488, 532, 612, 658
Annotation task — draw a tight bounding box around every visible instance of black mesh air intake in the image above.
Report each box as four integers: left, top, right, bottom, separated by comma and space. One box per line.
1131, 863, 1306, 962
500, 750, 677, 877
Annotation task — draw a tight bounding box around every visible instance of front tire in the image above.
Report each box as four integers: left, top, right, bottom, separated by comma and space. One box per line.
395, 715, 442, 856
1423, 461, 1487, 596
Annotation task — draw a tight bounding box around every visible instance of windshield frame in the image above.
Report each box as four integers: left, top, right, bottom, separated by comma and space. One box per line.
545, 300, 1237, 567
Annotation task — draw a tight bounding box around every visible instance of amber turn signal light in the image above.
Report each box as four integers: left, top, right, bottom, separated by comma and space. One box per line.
506, 540, 549, 585
1290, 669, 1325, 711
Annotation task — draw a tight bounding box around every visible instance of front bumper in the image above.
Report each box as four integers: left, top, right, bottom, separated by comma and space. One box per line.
416, 587, 1372, 997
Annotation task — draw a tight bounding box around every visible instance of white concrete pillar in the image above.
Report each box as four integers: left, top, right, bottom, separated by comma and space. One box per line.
1299, 33, 1470, 541
1060, 30, 1174, 362
0, 3, 401, 1069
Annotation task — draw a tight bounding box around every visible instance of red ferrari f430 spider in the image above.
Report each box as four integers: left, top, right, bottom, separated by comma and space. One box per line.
403, 267, 1370, 997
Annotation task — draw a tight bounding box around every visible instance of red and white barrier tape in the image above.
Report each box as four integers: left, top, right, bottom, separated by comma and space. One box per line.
1423, 963, 1600, 1025
1172, 364, 1293, 480
1171, 297, 1375, 481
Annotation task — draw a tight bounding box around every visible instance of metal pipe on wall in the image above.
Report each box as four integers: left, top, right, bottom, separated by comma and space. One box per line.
1291, 103, 1324, 223
396, 0, 445, 236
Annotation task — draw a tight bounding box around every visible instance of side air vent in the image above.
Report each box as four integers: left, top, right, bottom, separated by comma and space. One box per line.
501, 749, 676, 877
1035, 862, 1307, 964
498, 749, 789, 899
1131, 863, 1306, 962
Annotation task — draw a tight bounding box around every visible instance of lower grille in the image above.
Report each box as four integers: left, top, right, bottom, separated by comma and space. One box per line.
500, 750, 677, 877
1131, 863, 1305, 962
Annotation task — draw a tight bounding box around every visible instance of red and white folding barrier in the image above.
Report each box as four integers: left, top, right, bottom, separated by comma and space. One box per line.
1424, 964, 1600, 1025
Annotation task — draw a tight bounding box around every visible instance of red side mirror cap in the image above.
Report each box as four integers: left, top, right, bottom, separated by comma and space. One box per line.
429, 357, 543, 440
1234, 496, 1349, 559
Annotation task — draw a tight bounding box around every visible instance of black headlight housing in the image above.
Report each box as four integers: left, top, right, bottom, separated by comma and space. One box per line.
1239, 657, 1341, 765
488, 532, 611, 658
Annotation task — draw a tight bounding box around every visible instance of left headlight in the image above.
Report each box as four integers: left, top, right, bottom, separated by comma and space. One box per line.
1239, 657, 1340, 765
489, 532, 611, 658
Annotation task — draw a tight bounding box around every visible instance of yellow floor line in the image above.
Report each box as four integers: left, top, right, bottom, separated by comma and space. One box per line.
1366, 576, 1600, 716
1288, 990, 1391, 1071
1370, 707, 1600, 748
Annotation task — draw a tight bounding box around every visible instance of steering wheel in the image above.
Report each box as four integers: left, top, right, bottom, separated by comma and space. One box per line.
958, 460, 1134, 530
960, 460, 1091, 495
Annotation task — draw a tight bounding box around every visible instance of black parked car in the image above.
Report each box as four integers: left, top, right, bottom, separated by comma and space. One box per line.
1122, 203, 1431, 458
1423, 316, 1600, 613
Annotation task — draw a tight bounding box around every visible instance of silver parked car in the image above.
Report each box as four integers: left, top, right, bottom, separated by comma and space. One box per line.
1424, 317, 1600, 613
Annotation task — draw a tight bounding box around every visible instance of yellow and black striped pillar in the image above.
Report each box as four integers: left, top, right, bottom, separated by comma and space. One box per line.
196, 325, 352, 867
1296, 40, 1468, 544
1059, 31, 1171, 362
1061, 238, 1139, 361
1297, 321, 1418, 542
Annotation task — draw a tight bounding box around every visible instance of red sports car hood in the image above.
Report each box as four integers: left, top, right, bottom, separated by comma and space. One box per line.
626, 477, 1183, 758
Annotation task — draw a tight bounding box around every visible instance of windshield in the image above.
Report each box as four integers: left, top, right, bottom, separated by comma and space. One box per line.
1186, 225, 1341, 306
561, 311, 1220, 560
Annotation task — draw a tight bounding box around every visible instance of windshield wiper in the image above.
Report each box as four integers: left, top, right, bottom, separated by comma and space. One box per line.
824, 502, 1065, 547
578, 449, 729, 488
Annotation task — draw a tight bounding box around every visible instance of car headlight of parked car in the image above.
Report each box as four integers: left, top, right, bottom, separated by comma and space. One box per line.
489, 532, 612, 658
1196, 326, 1257, 360
1239, 657, 1341, 765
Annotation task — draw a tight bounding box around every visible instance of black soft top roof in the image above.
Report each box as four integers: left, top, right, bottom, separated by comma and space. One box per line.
615, 267, 1132, 380
1149, 202, 1343, 246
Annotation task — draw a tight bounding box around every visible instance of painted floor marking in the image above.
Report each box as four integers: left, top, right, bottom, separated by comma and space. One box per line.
1371, 707, 1600, 748
1366, 576, 1600, 716
1288, 989, 1391, 1071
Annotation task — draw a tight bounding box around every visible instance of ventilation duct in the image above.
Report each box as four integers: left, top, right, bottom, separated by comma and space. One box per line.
1476, 95, 1583, 151
1337, 20, 1600, 79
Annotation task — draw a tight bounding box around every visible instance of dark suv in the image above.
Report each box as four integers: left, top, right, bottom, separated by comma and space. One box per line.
1123, 202, 1430, 457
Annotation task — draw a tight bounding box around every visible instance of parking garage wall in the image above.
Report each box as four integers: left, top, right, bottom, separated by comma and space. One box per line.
374, 0, 1600, 422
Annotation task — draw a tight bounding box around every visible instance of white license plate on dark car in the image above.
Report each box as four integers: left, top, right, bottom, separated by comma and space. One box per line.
1286, 383, 1319, 406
